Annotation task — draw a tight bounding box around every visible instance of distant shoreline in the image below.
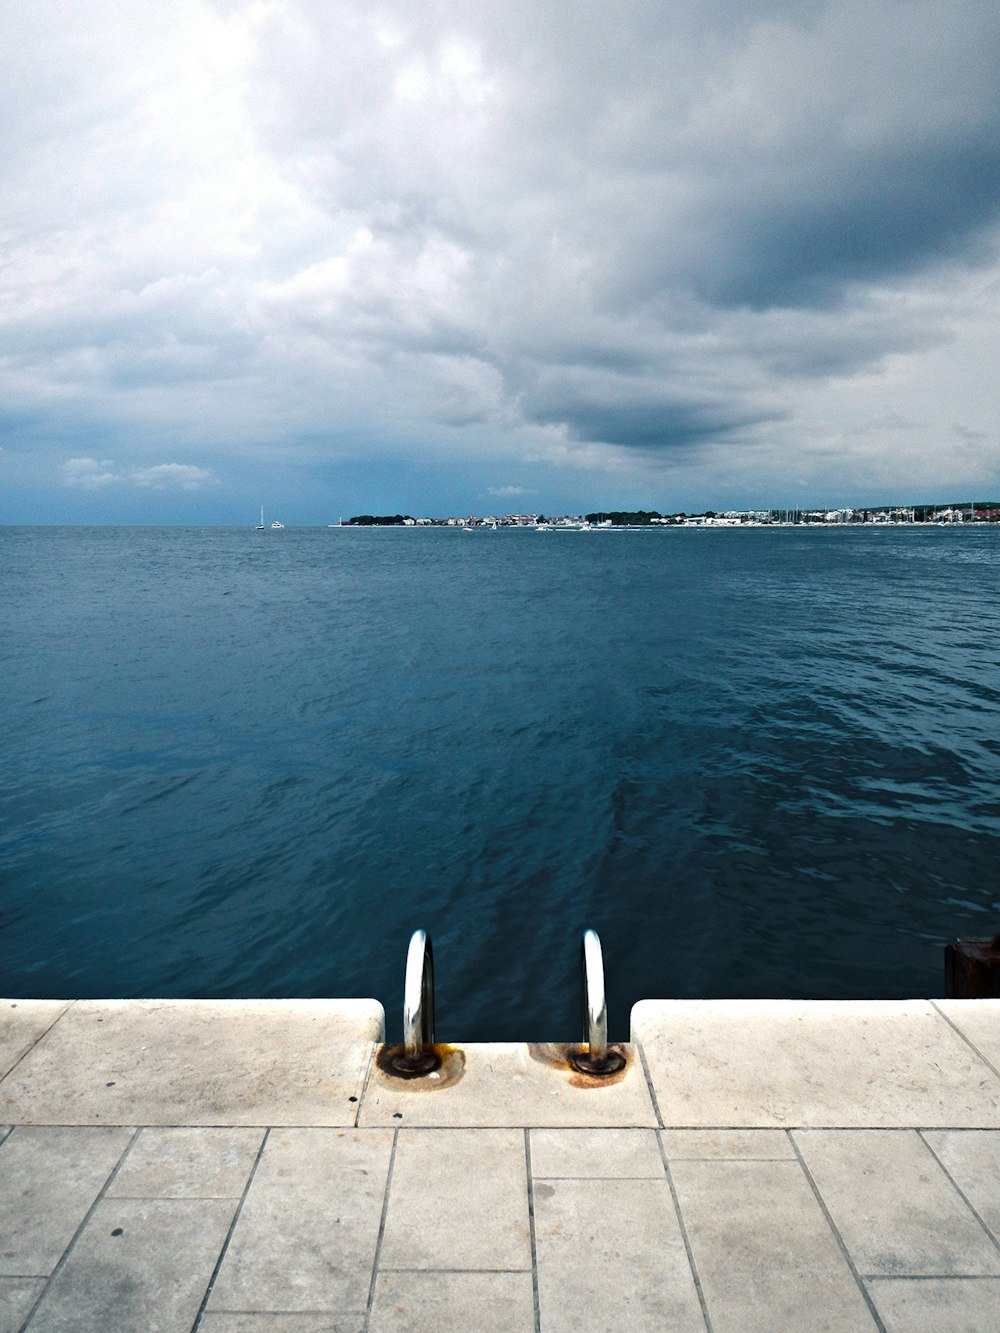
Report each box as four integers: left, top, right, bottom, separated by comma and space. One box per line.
333, 516, 999, 530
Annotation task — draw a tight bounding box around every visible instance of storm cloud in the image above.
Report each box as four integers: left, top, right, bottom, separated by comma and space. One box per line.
2, 0, 999, 518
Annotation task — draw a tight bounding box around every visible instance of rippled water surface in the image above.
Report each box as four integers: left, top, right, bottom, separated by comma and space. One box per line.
3, 524, 999, 1039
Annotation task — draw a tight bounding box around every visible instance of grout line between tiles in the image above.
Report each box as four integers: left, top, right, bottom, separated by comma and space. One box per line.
918, 1130, 1000, 1262
190, 1127, 270, 1332
363, 1126, 399, 1332
789, 1132, 888, 1333
16, 1124, 140, 1333
656, 1129, 714, 1333
375, 1266, 535, 1275
354, 1043, 378, 1128
636, 1038, 665, 1129
930, 1002, 1000, 1083
864, 1273, 1000, 1281
0, 1003, 74, 1091
524, 1129, 542, 1333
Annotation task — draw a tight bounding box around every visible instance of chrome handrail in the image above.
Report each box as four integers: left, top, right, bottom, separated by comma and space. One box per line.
403, 928, 435, 1059
580, 928, 607, 1061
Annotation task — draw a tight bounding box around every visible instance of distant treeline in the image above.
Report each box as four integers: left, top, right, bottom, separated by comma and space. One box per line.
346, 515, 414, 525
584, 510, 670, 525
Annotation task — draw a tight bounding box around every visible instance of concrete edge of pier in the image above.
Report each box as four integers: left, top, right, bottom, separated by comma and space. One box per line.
4, 996, 1000, 1129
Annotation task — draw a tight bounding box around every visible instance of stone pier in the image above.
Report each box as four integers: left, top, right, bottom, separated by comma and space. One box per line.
3, 998, 1000, 1330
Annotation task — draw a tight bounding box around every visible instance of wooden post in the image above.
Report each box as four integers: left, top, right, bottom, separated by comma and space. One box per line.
945, 934, 1000, 997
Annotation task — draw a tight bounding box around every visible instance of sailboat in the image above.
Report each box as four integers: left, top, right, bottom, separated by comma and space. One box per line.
255, 505, 284, 530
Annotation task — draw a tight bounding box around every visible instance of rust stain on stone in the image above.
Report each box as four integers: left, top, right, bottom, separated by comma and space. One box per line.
527, 1042, 631, 1088
374, 1043, 466, 1089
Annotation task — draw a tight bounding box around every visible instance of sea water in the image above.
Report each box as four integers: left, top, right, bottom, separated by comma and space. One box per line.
2, 524, 999, 1040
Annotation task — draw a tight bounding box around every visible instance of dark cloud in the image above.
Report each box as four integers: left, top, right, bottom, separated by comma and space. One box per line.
525, 384, 784, 451
687, 140, 1000, 311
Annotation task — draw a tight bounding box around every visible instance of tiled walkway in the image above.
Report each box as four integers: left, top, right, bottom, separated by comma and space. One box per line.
2, 998, 1000, 1331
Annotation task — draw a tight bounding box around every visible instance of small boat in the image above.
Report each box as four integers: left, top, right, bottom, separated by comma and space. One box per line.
255, 505, 266, 531
271, 520, 285, 530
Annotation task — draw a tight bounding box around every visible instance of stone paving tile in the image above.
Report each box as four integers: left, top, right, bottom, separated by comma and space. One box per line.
533, 1177, 704, 1332
660, 1129, 795, 1159
108, 1126, 265, 1198
671, 1158, 876, 1331
208, 1128, 393, 1316
632, 1000, 1000, 1127
867, 1276, 1000, 1331
0, 1126, 133, 1276
380, 1129, 530, 1271
794, 1130, 1000, 1276
0, 1001, 380, 1127
923, 1130, 1000, 1240
199, 1315, 364, 1331
369, 1271, 535, 1333
0, 1277, 45, 1333
529, 1127, 663, 1178
26, 1196, 234, 1333
0, 1003, 68, 1082
361, 1043, 656, 1127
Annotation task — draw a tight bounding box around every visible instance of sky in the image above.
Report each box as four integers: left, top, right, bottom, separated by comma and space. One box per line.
2, 0, 1000, 523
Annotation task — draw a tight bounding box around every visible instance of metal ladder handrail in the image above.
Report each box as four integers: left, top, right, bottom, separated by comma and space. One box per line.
403, 928, 435, 1059
580, 928, 607, 1061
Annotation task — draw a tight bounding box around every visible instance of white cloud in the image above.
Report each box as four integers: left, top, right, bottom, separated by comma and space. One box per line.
61, 457, 214, 492
486, 485, 529, 497
132, 463, 215, 490
62, 458, 123, 490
